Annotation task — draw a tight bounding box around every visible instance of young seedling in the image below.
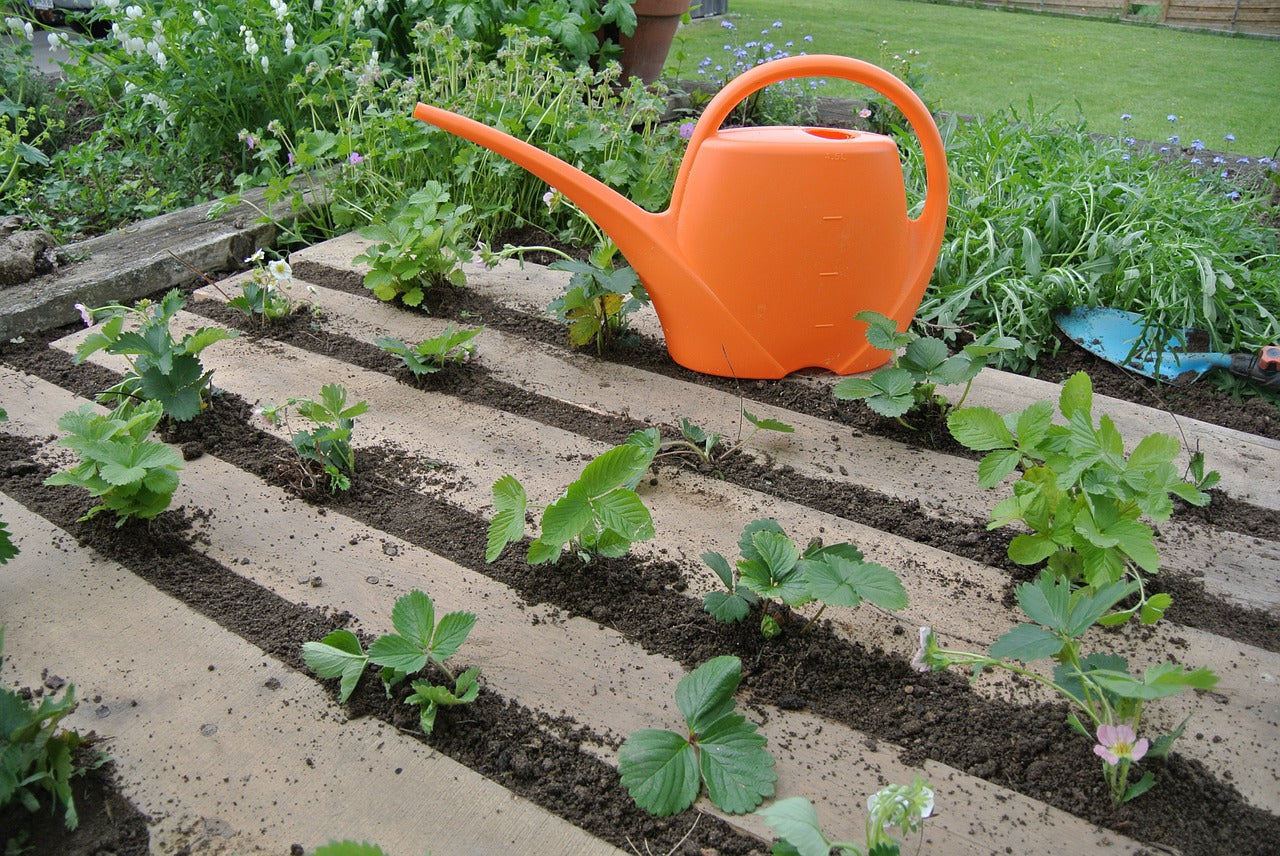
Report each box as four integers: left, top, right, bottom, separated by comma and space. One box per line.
660, 407, 795, 465
947, 370, 1218, 622
73, 289, 236, 422
485, 430, 658, 566
226, 249, 312, 324
756, 778, 935, 856
43, 399, 183, 526
376, 325, 482, 378
260, 383, 368, 493
481, 189, 650, 354
915, 571, 1218, 805
301, 589, 479, 735
618, 655, 776, 817
0, 627, 104, 830
702, 519, 908, 639
834, 310, 1018, 427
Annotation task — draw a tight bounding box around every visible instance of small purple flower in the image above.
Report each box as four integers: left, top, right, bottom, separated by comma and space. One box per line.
1123, 136, 1135, 146
287, 151, 295, 167
1189, 157, 1202, 165
1168, 135, 1179, 145
246, 134, 257, 150
1159, 146, 1170, 153
1212, 156, 1224, 165
1226, 190, 1240, 201
74, 303, 93, 327
1224, 133, 1236, 143
1121, 153, 1130, 162
803, 34, 813, 42
1237, 157, 1251, 164
1191, 139, 1204, 151
1120, 113, 1132, 122
678, 122, 695, 140
1093, 724, 1149, 766
1167, 114, 1178, 122
720, 19, 734, 29
772, 20, 783, 28
858, 108, 872, 119
348, 152, 364, 165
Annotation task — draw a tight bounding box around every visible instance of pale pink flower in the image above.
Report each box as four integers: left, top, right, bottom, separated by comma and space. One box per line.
910, 626, 932, 673
74, 303, 93, 327
858, 108, 872, 119
678, 122, 695, 139
1093, 724, 1149, 766
348, 152, 364, 165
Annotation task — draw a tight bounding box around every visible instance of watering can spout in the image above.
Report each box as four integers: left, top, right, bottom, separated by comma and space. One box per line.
412, 103, 680, 281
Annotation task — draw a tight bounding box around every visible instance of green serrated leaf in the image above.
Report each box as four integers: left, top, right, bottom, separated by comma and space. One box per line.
390, 589, 436, 649
948, 406, 1015, 451
989, 623, 1064, 662
618, 728, 699, 816
430, 611, 477, 664
703, 551, 735, 589
590, 489, 654, 542
697, 712, 776, 814
743, 408, 794, 433
755, 797, 833, 856
577, 445, 652, 498
807, 557, 908, 611
703, 591, 754, 623
486, 475, 527, 562
367, 634, 428, 676
676, 655, 743, 733
301, 631, 368, 703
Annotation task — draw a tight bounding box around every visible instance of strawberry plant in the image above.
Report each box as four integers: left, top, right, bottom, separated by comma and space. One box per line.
376, 325, 483, 379
947, 370, 1218, 623
353, 182, 473, 308
702, 520, 908, 639
756, 778, 935, 856
661, 408, 794, 465
1, 627, 103, 830
73, 289, 235, 422
485, 431, 658, 565
302, 589, 479, 735
834, 310, 1017, 425
618, 655, 775, 817
260, 383, 368, 493
43, 399, 183, 526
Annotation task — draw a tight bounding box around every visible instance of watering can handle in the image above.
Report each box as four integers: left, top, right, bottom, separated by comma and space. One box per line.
673, 55, 948, 317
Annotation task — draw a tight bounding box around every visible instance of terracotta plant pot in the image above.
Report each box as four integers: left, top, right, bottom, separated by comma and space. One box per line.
618, 0, 691, 84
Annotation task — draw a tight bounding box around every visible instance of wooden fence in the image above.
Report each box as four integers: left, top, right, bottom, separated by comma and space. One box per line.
966, 0, 1280, 35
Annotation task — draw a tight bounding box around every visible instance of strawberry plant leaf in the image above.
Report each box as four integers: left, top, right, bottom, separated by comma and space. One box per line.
806, 556, 908, 611
618, 728, 700, 817
697, 712, 775, 814
486, 475, 527, 562
676, 655, 744, 732
577, 445, 652, 498
988, 623, 1064, 662
755, 796, 833, 856
301, 630, 368, 703
430, 611, 477, 664
390, 589, 435, 649
590, 489, 654, 542
742, 408, 794, 433
948, 406, 1015, 452
367, 634, 428, 676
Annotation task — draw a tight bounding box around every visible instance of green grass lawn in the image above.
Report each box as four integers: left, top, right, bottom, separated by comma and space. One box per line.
671, 0, 1280, 156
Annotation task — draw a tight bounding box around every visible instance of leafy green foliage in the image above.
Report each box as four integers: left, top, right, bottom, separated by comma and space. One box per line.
947, 371, 1217, 619
376, 326, 482, 378
262, 384, 368, 493
833, 311, 1017, 423
547, 239, 648, 354
619, 656, 775, 817
227, 252, 309, 323
1, 627, 102, 830
353, 183, 474, 307
309, 843, 391, 856
919, 572, 1219, 804
301, 589, 479, 735
43, 400, 183, 526
702, 520, 907, 637
757, 778, 935, 856
73, 289, 235, 422
485, 432, 658, 565
665, 408, 795, 465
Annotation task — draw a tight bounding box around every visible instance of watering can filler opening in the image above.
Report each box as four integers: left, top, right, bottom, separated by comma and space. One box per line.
413, 54, 949, 380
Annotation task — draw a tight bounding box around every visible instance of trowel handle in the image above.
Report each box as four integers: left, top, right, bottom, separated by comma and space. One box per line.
1229, 346, 1280, 391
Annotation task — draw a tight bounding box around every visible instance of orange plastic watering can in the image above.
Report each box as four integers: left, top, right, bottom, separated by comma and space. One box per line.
413, 54, 948, 379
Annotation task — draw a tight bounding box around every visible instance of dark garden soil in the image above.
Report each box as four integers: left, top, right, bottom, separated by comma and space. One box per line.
2, 260, 1279, 855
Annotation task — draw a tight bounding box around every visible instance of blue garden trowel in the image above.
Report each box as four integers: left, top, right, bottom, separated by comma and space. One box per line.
1053, 306, 1280, 390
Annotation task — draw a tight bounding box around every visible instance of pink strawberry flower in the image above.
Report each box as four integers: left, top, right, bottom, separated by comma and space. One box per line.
1093, 724, 1149, 766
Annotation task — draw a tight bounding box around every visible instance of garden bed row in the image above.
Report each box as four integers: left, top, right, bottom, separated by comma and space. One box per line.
1, 233, 1278, 854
